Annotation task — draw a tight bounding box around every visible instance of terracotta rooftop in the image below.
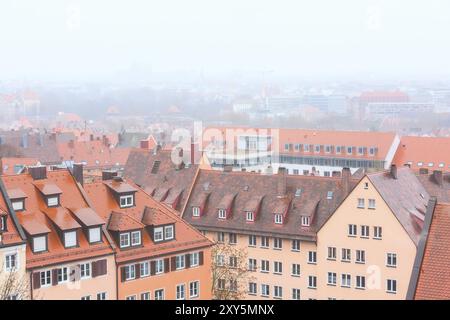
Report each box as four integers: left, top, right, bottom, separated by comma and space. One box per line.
0, 157, 39, 175
182, 169, 358, 240
104, 179, 137, 194
7, 188, 27, 199
44, 207, 81, 231
0, 188, 24, 246
393, 136, 450, 172
413, 203, 450, 299
70, 207, 105, 227
108, 211, 145, 231
33, 181, 63, 196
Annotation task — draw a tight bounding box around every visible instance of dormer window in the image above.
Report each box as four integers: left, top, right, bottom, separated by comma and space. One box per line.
327, 191, 333, 200
218, 209, 227, 219
164, 225, 174, 240
131, 231, 141, 246
47, 195, 59, 207
64, 230, 77, 248
153, 224, 175, 242
0, 215, 7, 232
11, 199, 25, 211
88, 227, 102, 243
118, 230, 141, 248
119, 232, 130, 248
274, 214, 283, 224
301, 216, 310, 227
192, 207, 200, 217
154, 227, 163, 242
246, 211, 254, 222
33, 235, 47, 253
119, 195, 134, 208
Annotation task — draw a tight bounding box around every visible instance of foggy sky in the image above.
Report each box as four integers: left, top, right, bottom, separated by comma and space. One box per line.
1, 0, 450, 82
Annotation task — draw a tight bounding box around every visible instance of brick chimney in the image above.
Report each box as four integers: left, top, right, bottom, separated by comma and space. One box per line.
102, 135, 110, 147
72, 163, 84, 186
29, 166, 47, 180
432, 170, 443, 186
341, 167, 351, 195
102, 170, 118, 181
140, 140, 150, 149
390, 164, 398, 179
277, 167, 287, 198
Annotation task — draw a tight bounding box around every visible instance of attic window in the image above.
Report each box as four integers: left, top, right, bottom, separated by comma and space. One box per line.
151, 161, 161, 174
327, 191, 333, 200
33, 235, 47, 253
192, 207, 200, 217
11, 200, 24, 211
295, 188, 302, 197
246, 211, 254, 222
301, 216, 310, 227
64, 230, 77, 248
47, 196, 59, 207
88, 227, 101, 243
119, 195, 134, 208
153, 225, 175, 242
274, 214, 283, 224
0, 216, 6, 232
218, 209, 227, 219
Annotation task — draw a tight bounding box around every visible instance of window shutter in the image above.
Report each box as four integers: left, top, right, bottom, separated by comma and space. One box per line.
170, 257, 176, 271
52, 269, 58, 286
199, 251, 204, 265
135, 263, 141, 279
92, 260, 98, 278
164, 258, 170, 273
185, 254, 191, 268
98, 259, 107, 276
121, 266, 126, 282
150, 261, 156, 275
33, 272, 41, 289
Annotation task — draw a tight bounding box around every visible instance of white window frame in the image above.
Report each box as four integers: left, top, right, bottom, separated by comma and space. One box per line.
140, 292, 151, 300
176, 283, 186, 300
368, 198, 376, 209
274, 214, 283, 224
327, 272, 337, 286
175, 255, 185, 270
192, 207, 200, 217
47, 196, 59, 207
261, 284, 270, 297
356, 250, 366, 264
341, 274, 351, 288
386, 279, 397, 293
64, 230, 77, 248
261, 260, 269, 273
189, 281, 200, 298
348, 224, 357, 237
308, 251, 317, 264
301, 216, 310, 227
291, 263, 300, 277
5, 253, 17, 272
155, 259, 164, 274
40, 270, 52, 287
164, 225, 174, 240
357, 198, 365, 208
218, 209, 227, 219
292, 239, 300, 252
119, 195, 134, 208
131, 231, 141, 246
119, 232, 130, 248
190, 252, 199, 267
308, 276, 317, 289
356, 275, 366, 289
80, 262, 91, 279
274, 285, 283, 299
374, 226, 382, 239
274, 261, 282, 274
57, 267, 69, 283
292, 288, 301, 300
246, 211, 254, 222
273, 237, 282, 250
153, 227, 163, 242
248, 235, 257, 247
248, 282, 257, 295
361, 225, 369, 238
11, 200, 24, 211
125, 264, 136, 280
140, 261, 150, 277
33, 235, 47, 253
386, 253, 397, 267
154, 289, 165, 300
97, 292, 107, 300
327, 247, 336, 260
88, 227, 101, 243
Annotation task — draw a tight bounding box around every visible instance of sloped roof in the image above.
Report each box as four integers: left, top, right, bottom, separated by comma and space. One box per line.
108, 211, 144, 231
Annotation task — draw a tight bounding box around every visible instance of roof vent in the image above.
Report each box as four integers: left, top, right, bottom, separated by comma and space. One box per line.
390, 164, 398, 180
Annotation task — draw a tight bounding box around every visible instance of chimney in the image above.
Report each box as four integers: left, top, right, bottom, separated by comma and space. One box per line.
432, 170, 443, 186
277, 167, 287, 198
341, 167, 351, 195
140, 140, 149, 149
72, 163, 84, 186
102, 170, 118, 181
29, 166, 47, 180
390, 164, 398, 179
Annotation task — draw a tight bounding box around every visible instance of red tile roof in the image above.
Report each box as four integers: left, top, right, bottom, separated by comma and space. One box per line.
0, 157, 39, 175
393, 136, 450, 172
414, 203, 450, 299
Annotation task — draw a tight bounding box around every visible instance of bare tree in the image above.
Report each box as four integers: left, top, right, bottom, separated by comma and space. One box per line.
211, 243, 255, 300
0, 266, 30, 300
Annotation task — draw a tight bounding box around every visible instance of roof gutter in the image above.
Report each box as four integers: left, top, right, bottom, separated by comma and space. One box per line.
406, 197, 437, 300
0, 177, 27, 240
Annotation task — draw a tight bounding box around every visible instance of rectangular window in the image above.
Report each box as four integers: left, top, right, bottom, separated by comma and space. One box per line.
12, 200, 24, 211
341, 248, 351, 262
357, 198, 365, 208
120, 195, 134, 208
125, 295, 136, 300
348, 224, 357, 237
327, 272, 337, 286
374, 226, 382, 239
64, 230, 77, 248
274, 261, 283, 274
141, 292, 151, 300
261, 284, 270, 297
5, 253, 17, 271
248, 258, 257, 271
97, 292, 107, 300
301, 216, 310, 227
131, 231, 141, 246
292, 288, 301, 300
261, 260, 269, 273
57, 267, 68, 283
120, 233, 130, 247
347, 146, 353, 154
246, 211, 254, 222
47, 196, 59, 207
192, 207, 200, 217
261, 236, 269, 248
274, 286, 283, 299
190, 252, 199, 267
308, 251, 317, 264
368, 199, 376, 209
88, 227, 101, 243
248, 235, 257, 247
356, 276, 366, 289
217, 232, 225, 243
229, 280, 237, 292
164, 225, 174, 240
291, 264, 300, 277
81, 295, 91, 300
228, 256, 238, 268
273, 238, 282, 250
387, 279, 397, 293
155, 289, 165, 300
341, 274, 351, 287
361, 225, 369, 238
216, 254, 225, 266
33, 235, 47, 253
140, 261, 150, 277
153, 227, 163, 242
327, 247, 336, 260
189, 281, 199, 298
218, 209, 226, 219
387, 253, 397, 267
248, 282, 257, 295
155, 259, 164, 274
40, 270, 51, 287
228, 233, 237, 245
274, 214, 283, 224
292, 240, 300, 251
356, 250, 366, 264
125, 265, 136, 280
80, 263, 91, 279
176, 255, 186, 270
308, 276, 317, 289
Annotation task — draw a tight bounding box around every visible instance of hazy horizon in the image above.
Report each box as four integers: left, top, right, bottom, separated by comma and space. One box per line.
2, 0, 450, 82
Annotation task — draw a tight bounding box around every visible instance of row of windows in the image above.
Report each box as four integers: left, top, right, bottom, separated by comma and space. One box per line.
217, 232, 302, 251
357, 198, 376, 209
81, 292, 108, 300
283, 144, 378, 157
326, 273, 397, 293
248, 258, 302, 276
348, 224, 382, 239
279, 155, 384, 169
327, 247, 397, 267
248, 283, 287, 299
125, 281, 200, 300
39, 262, 94, 287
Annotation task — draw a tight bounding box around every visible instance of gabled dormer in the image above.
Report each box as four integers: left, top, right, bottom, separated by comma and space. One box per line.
20, 215, 51, 253
103, 177, 138, 209
107, 211, 144, 249
272, 197, 291, 225
142, 206, 176, 243
191, 192, 210, 218
33, 182, 63, 208
44, 207, 82, 248
216, 193, 236, 220
243, 195, 264, 222
70, 207, 106, 244
7, 188, 27, 212
163, 188, 183, 210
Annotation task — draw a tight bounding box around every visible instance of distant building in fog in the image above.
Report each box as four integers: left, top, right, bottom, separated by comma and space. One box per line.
366, 102, 435, 118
